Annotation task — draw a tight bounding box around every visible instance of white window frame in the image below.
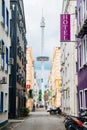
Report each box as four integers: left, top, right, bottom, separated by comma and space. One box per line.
78, 35, 87, 70
4, 93, 8, 111
82, 0, 86, 20
79, 90, 84, 109
82, 36, 86, 65
84, 88, 87, 109
78, 44, 83, 69
86, 35, 87, 63
0, 91, 4, 112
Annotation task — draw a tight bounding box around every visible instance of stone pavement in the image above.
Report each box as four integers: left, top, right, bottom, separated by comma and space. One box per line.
0, 108, 65, 130
0, 119, 24, 130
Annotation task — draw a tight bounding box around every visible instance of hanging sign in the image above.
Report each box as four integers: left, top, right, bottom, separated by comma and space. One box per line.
60, 14, 70, 42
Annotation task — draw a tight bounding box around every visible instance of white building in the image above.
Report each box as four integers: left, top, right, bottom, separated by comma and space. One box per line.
0, 0, 11, 126
61, 0, 78, 115
33, 72, 39, 107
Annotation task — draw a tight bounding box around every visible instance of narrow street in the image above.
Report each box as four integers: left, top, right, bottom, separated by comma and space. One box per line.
14, 109, 65, 130
1, 108, 65, 130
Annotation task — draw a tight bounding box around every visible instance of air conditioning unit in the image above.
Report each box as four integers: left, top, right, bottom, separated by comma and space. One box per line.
8, 58, 14, 65
0, 77, 7, 84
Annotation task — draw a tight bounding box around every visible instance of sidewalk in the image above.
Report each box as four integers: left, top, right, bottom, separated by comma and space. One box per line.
0, 119, 24, 130
0, 109, 45, 130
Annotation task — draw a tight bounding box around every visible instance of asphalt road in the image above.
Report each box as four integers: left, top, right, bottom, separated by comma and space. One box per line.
13, 110, 65, 130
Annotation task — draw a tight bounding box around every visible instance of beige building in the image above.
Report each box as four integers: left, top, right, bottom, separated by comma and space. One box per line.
48, 47, 61, 108
26, 47, 34, 111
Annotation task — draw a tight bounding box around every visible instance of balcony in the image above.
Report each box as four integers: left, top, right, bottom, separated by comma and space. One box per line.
78, 11, 87, 38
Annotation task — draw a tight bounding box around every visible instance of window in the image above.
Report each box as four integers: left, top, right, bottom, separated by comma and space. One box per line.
6, 47, 8, 64
86, 35, 87, 63
78, 35, 87, 70
6, 8, 9, 34
79, 90, 83, 109
78, 0, 87, 27
78, 44, 82, 69
5, 47, 8, 72
1, 52, 4, 70
76, 62, 78, 73
83, 37, 86, 65
84, 89, 87, 108
1, 40, 4, 70
0, 92, 4, 113
2, 0, 5, 26
82, 0, 86, 20
4, 93, 8, 111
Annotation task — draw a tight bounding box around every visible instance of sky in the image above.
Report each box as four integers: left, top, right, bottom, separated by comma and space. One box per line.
23, 0, 63, 84
24, 0, 63, 68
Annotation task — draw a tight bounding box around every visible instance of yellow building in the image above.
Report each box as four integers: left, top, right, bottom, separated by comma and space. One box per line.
51, 47, 61, 107
26, 47, 34, 111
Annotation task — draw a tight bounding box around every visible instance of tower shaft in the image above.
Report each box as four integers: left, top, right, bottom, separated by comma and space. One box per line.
40, 16, 45, 56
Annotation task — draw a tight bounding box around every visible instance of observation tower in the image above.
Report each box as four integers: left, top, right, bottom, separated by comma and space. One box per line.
37, 12, 49, 106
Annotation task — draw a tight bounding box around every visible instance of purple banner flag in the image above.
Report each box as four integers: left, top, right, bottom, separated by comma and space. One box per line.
60, 14, 70, 42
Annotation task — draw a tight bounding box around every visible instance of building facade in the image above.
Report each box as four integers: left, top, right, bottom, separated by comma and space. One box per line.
77, 0, 87, 113
48, 47, 61, 108
0, 0, 11, 125
33, 72, 39, 108
61, 0, 78, 115
26, 47, 34, 111
9, 0, 27, 118
52, 47, 61, 107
